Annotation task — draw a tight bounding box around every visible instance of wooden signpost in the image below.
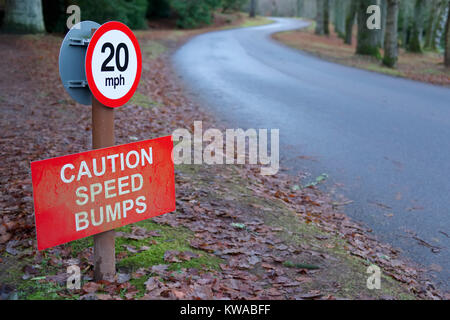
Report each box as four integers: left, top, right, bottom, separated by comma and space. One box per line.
86, 21, 142, 281
31, 21, 175, 281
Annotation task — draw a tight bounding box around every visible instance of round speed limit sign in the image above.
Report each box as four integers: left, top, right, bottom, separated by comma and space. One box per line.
86, 21, 142, 108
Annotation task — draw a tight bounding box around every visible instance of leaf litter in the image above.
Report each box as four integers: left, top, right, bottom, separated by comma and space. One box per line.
0, 31, 445, 300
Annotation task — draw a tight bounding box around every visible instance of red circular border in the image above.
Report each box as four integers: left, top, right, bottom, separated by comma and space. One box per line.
86, 21, 142, 108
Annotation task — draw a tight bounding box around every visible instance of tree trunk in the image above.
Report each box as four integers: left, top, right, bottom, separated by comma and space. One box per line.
432, 0, 449, 50
315, 0, 325, 35
333, 0, 346, 38
424, 0, 440, 49
399, 0, 410, 48
356, 0, 381, 58
271, 0, 277, 16
3, 0, 45, 33
408, 0, 426, 52
345, 0, 357, 45
324, 0, 330, 35
297, 0, 303, 17
445, 2, 450, 66
379, 0, 387, 48
249, 0, 257, 18
383, 0, 399, 68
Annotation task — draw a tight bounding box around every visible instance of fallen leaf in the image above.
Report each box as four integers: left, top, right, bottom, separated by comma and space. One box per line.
117, 273, 131, 284
82, 282, 101, 293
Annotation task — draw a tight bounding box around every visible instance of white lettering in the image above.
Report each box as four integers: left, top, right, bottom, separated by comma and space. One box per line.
75, 211, 89, 231
141, 147, 153, 166
61, 163, 75, 183
131, 174, 143, 192
107, 154, 119, 173
106, 202, 121, 223
136, 196, 146, 214
90, 183, 102, 203
75, 186, 89, 206
122, 199, 134, 218
77, 161, 92, 181
126, 150, 140, 169
118, 176, 130, 196
104, 179, 116, 199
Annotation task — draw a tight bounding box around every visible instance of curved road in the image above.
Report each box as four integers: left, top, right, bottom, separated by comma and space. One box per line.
172, 18, 450, 290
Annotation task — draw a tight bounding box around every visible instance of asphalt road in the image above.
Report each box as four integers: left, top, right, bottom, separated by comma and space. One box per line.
172, 18, 450, 290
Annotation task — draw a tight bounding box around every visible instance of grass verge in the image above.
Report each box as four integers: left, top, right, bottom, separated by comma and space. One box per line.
273, 20, 450, 87
174, 164, 417, 300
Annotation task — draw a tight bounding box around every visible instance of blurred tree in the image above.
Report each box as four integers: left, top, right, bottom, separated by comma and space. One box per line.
256, 0, 298, 17
3, 0, 45, 33
297, 0, 303, 17
408, 0, 425, 52
424, 0, 441, 49
345, 0, 357, 45
249, 0, 256, 17
398, 0, 410, 48
296, 0, 317, 19
323, 0, 329, 35
383, 0, 399, 68
42, 0, 247, 31
315, 0, 324, 35
41, 0, 65, 33
42, 0, 148, 32
446, 1, 450, 66
222, 0, 247, 13
378, 0, 387, 48
333, 0, 346, 39
147, 0, 171, 18
170, 0, 221, 28
431, 0, 449, 51
271, 0, 278, 16
356, 0, 381, 58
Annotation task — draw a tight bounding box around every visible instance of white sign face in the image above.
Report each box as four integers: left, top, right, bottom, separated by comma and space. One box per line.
91, 30, 137, 99
86, 21, 142, 108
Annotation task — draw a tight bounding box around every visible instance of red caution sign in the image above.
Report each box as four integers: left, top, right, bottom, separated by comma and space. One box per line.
31, 136, 175, 250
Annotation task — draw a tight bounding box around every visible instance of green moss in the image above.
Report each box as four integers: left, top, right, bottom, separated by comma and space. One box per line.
264, 202, 414, 299
382, 55, 398, 68
0, 253, 78, 300
367, 64, 403, 77
68, 218, 224, 273
421, 68, 446, 76
239, 16, 273, 28
113, 220, 223, 298
128, 92, 159, 108
66, 206, 223, 274
68, 237, 93, 256
127, 274, 151, 298
116, 220, 223, 272
283, 261, 320, 269
0, 215, 222, 300
408, 35, 423, 53
221, 14, 273, 30
18, 281, 67, 300
306, 20, 316, 32
259, 199, 414, 299
174, 163, 417, 300
357, 44, 381, 60
143, 40, 168, 60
